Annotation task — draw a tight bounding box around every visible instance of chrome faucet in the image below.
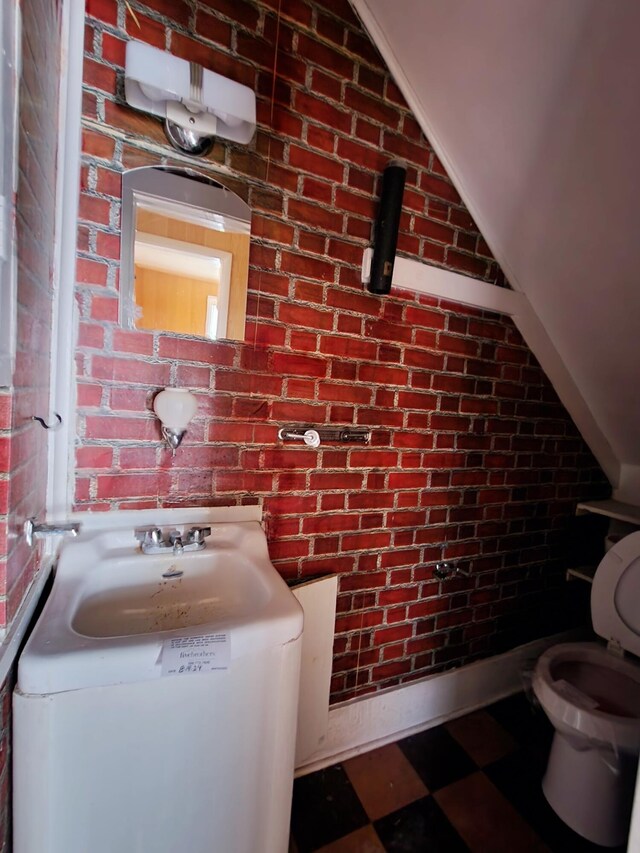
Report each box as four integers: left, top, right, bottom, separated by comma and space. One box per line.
135, 525, 211, 555
169, 530, 183, 556
24, 517, 81, 547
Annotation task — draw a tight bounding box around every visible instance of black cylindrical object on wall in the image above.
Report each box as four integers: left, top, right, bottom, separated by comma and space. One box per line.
367, 159, 407, 295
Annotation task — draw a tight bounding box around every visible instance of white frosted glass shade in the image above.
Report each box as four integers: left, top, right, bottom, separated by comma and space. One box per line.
124, 41, 256, 144
153, 388, 198, 431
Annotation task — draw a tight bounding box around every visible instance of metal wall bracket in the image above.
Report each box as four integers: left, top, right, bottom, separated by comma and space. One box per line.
24, 517, 81, 547
433, 561, 470, 580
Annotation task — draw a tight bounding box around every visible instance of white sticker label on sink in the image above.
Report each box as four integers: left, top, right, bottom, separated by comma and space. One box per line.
160, 633, 230, 676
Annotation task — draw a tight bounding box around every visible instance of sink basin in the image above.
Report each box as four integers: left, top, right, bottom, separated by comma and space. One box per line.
72, 542, 270, 638
18, 505, 302, 694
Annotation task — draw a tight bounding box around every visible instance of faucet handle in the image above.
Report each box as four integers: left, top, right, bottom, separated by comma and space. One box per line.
186, 526, 211, 545
168, 529, 184, 555
134, 527, 162, 548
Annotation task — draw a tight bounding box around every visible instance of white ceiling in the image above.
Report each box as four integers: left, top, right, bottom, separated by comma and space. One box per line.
352, 0, 640, 499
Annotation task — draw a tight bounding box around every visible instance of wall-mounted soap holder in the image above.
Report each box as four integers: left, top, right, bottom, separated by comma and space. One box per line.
278, 426, 370, 447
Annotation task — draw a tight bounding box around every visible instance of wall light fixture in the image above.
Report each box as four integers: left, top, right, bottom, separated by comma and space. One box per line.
124, 41, 256, 156
153, 387, 198, 454
366, 160, 407, 295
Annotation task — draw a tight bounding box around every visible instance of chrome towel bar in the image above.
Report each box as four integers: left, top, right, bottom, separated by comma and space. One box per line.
278, 426, 370, 446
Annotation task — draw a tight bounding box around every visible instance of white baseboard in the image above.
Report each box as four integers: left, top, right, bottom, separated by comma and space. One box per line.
296, 629, 577, 776
360, 247, 524, 315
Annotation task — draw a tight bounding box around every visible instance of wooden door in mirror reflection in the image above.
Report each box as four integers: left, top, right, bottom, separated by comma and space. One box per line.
134, 209, 250, 340
135, 267, 219, 337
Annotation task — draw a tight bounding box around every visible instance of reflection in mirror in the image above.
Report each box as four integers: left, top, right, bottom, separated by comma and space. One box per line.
120, 167, 251, 341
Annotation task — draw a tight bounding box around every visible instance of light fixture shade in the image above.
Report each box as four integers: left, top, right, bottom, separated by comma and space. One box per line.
124, 40, 256, 144
153, 388, 198, 431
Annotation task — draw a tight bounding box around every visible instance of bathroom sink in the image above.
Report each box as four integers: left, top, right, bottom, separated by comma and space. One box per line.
71, 546, 270, 638
18, 505, 302, 694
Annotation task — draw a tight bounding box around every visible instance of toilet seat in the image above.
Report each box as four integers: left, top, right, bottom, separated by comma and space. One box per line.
591, 530, 640, 655
531, 530, 640, 846
534, 642, 640, 750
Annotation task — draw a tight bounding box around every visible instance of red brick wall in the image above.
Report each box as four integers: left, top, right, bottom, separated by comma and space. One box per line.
0, 0, 61, 630
0, 0, 62, 844
77, 0, 607, 703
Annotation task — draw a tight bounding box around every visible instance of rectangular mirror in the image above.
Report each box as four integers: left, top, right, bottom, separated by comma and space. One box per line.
120, 167, 251, 341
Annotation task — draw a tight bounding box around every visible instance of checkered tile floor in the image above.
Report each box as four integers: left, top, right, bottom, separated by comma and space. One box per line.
289, 693, 627, 852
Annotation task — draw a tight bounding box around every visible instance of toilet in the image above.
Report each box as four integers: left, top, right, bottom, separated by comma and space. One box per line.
533, 530, 640, 847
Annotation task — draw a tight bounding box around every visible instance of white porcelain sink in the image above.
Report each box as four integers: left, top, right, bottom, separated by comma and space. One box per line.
14, 504, 304, 853
18, 505, 302, 694
71, 534, 271, 638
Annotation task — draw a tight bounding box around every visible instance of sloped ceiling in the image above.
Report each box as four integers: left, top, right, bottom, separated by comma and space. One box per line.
352, 0, 640, 502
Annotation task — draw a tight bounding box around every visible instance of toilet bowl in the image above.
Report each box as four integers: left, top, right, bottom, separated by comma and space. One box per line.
533, 530, 640, 847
